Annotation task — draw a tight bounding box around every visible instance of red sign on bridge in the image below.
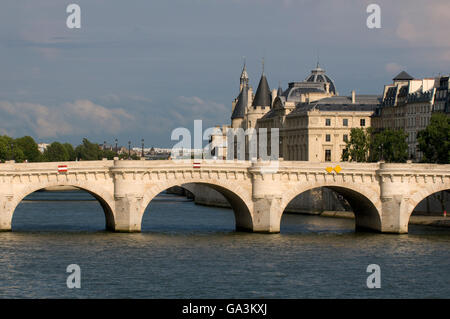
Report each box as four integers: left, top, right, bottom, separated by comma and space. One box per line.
57, 165, 68, 173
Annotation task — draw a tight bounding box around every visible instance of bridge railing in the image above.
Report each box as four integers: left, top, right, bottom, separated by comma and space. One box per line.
1, 160, 449, 175
0, 160, 114, 174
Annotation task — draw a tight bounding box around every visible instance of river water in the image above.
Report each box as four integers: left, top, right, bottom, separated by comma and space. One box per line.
0, 190, 449, 298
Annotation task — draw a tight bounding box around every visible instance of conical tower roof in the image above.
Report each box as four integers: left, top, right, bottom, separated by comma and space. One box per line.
252, 74, 271, 107
231, 84, 247, 119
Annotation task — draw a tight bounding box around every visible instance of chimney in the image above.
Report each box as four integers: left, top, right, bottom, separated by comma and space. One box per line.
351, 90, 356, 104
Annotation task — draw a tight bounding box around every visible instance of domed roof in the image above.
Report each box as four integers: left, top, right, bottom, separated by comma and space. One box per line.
305, 65, 336, 94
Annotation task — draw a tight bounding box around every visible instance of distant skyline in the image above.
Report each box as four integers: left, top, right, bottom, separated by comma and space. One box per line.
1, 0, 449, 147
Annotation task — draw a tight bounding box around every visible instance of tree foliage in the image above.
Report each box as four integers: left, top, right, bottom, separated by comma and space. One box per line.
369, 129, 408, 163
43, 142, 69, 162
0, 135, 123, 163
0, 135, 25, 162
75, 138, 103, 160
342, 128, 372, 162
342, 128, 408, 163
417, 112, 450, 164
63, 143, 76, 161
14, 136, 41, 162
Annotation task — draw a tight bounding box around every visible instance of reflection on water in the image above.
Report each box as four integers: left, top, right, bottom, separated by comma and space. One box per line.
0, 191, 448, 298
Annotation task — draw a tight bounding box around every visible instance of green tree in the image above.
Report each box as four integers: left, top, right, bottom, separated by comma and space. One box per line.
101, 149, 117, 160
63, 143, 76, 161
0, 136, 11, 161
369, 129, 408, 163
43, 142, 69, 162
342, 128, 371, 162
417, 112, 450, 164
118, 152, 139, 160
14, 136, 41, 162
0, 135, 25, 162
75, 138, 102, 160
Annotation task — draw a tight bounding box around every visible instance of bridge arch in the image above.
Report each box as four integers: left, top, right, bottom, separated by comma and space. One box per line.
404, 184, 450, 224
6, 181, 115, 231
139, 178, 254, 232
280, 182, 382, 232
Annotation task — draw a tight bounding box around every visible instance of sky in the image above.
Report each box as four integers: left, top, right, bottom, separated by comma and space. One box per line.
0, 0, 449, 148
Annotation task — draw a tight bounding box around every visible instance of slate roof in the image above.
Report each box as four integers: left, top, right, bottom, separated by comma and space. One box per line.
231, 84, 248, 119
287, 95, 381, 117
393, 71, 414, 81
252, 74, 271, 107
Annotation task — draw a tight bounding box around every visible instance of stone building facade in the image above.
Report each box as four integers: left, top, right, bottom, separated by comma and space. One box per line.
213, 64, 449, 163
255, 65, 379, 162
372, 71, 450, 161
280, 95, 379, 161
212, 62, 341, 160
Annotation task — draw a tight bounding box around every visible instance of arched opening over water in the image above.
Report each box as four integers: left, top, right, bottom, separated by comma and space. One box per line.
407, 189, 450, 228
140, 182, 253, 232
11, 186, 115, 232
280, 186, 382, 233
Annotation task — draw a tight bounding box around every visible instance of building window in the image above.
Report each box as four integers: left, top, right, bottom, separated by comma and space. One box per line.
360, 119, 366, 127
343, 134, 348, 142
325, 150, 331, 162
343, 119, 348, 126
325, 118, 331, 126
325, 134, 331, 142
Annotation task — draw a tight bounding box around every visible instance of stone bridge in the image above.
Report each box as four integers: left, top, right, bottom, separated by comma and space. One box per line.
0, 160, 449, 233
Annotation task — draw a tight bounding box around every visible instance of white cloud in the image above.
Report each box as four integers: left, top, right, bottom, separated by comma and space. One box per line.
0, 99, 134, 139
64, 99, 134, 134
0, 94, 230, 146
394, 0, 450, 48
0, 101, 73, 138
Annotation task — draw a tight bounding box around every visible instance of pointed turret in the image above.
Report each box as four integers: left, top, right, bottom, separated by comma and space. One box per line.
252, 60, 271, 107
239, 58, 249, 91
231, 83, 247, 120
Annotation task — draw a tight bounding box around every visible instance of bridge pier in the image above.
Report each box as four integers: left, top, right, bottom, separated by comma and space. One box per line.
0, 186, 14, 231
112, 163, 146, 232
250, 165, 283, 233
251, 195, 283, 233
113, 194, 144, 232
379, 165, 411, 234
0, 206, 13, 232
380, 195, 409, 233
